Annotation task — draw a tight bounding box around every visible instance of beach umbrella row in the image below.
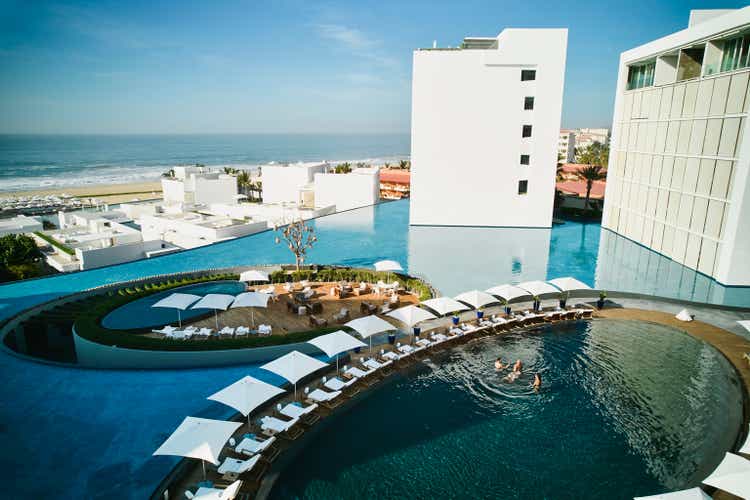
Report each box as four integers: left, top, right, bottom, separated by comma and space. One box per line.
151, 291, 270, 330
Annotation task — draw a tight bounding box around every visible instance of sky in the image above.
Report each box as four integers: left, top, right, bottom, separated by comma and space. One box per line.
0, 0, 748, 134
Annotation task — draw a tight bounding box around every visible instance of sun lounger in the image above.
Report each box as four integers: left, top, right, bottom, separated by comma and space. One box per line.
280, 402, 318, 419
219, 326, 235, 336
192, 480, 243, 500
197, 327, 213, 337
362, 357, 393, 371
345, 365, 374, 378
236, 326, 250, 336
397, 343, 423, 355
306, 388, 343, 408
235, 435, 276, 456
381, 350, 400, 361
429, 332, 449, 344
258, 324, 272, 336
152, 325, 177, 335
260, 415, 299, 436
324, 376, 357, 391
183, 326, 198, 333
218, 455, 261, 480
416, 338, 432, 348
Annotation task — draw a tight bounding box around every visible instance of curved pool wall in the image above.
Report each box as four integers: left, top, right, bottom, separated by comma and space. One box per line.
0, 200, 749, 499
267, 320, 743, 500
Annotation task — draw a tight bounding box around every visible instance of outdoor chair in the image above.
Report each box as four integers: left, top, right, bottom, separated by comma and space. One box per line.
333, 308, 350, 323
309, 315, 328, 328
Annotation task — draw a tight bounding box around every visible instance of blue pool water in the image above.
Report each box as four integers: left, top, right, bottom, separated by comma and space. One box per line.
101, 281, 246, 330
0, 200, 748, 499
270, 320, 742, 500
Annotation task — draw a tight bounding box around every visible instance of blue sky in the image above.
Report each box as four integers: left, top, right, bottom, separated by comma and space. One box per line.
0, 0, 747, 134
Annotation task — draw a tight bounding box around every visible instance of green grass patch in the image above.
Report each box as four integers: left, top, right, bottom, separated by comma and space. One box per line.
33, 232, 75, 255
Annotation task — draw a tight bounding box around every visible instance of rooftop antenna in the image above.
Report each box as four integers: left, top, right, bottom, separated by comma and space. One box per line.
433, 40, 437, 49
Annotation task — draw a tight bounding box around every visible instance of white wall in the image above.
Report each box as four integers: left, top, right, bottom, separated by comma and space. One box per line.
76, 239, 175, 270
0, 215, 43, 235
410, 28, 568, 228
262, 164, 327, 205
162, 173, 237, 206
313, 168, 380, 211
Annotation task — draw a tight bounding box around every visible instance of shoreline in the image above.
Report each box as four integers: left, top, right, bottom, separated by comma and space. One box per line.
0, 181, 164, 205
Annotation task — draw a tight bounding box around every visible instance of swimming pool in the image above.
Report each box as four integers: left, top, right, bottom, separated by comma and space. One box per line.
101, 280, 246, 330
269, 320, 742, 499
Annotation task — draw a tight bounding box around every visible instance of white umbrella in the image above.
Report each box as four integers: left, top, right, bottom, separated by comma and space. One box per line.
345, 315, 396, 353
152, 293, 201, 328
634, 487, 711, 500
374, 259, 403, 282
737, 320, 750, 333
675, 309, 693, 322
702, 452, 750, 498
191, 294, 236, 330
485, 284, 531, 302
153, 416, 242, 479
420, 297, 470, 317
240, 269, 270, 283
207, 375, 285, 424
307, 330, 366, 373
260, 350, 328, 399
547, 277, 592, 292
740, 424, 750, 454
454, 290, 499, 309
517, 280, 560, 297
386, 304, 437, 327
231, 292, 270, 328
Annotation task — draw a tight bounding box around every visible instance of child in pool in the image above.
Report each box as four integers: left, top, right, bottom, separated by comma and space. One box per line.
494, 358, 508, 370
532, 373, 542, 391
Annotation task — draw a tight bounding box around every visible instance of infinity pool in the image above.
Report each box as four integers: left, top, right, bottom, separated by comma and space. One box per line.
101, 280, 245, 330
270, 320, 742, 499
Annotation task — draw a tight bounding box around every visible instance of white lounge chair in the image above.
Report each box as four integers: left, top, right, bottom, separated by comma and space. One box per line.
197, 327, 213, 337
260, 415, 299, 436
219, 326, 235, 336
218, 455, 260, 480
279, 402, 318, 419
259, 285, 275, 294
416, 338, 432, 348
152, 325, 177, 335
344, 366, 373, 378
306, 388, 341, 404
258, 324, 272, 336
235, 435, 276, 456
324, 376, 357, 391
362, 357, 392, 371
429, 332, 448, 344
192, 480, 242, 500
236, 326, 250, 336
381, 350, 400, 361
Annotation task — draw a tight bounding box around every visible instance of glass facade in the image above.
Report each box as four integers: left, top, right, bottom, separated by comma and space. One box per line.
720, 36, 750, 73
627, 62, 655, 90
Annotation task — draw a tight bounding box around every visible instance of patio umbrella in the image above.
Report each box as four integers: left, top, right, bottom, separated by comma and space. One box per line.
634, 487, 712, 500
702, 452, 750, 498
387, 304, 437, 342
239, 269, 270, 283
207, 375, 285, 424
737, 320, 750, 334
485, 284, 531, 302
517, 280, 560, 298
153, 416, 242, 479
191, 294, 236, 331
547, 277, 592, 292
420, 297, 470, 317
307, 330, 366, 373
152, 293, 201, 328
374, 259, 403, 282
454, 290, 499, 310
260, 350, 328, 399
345, 315, 396, 353
231, 291, 270, 328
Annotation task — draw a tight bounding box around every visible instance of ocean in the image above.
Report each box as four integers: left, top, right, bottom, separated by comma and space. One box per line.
0, 133, 410, 192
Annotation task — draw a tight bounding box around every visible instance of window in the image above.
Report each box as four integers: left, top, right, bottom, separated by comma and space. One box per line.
524, 96, 535, 110
521, 69, 536, 81
626, 62, 655, 90
518, 180, 528, 194
522, 125, 532, 138
721, 35, 750, 72
520, 154, 530, 165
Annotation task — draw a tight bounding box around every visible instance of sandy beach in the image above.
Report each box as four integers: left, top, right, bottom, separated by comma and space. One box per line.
0, 181, 163, 205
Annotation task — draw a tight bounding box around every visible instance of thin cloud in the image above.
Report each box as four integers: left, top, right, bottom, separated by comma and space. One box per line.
314, 23, 399, 69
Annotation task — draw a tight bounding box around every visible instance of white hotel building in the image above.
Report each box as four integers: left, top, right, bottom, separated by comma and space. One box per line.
409, 28, 568, 227
602, 8, 750, 286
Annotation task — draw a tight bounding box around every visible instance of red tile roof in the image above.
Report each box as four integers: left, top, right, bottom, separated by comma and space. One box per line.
379, 169, 410, 184
556, 180, 606, 199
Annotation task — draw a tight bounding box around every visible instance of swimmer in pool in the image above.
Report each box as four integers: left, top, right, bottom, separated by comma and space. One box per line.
532, 373, 542, 391
494, 358, 508, 370
512, 359, 523, 373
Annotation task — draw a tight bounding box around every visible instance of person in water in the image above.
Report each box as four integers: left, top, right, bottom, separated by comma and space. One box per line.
494, 358, 508, 370
532, 373, 542, 391
512, 359, 523, 373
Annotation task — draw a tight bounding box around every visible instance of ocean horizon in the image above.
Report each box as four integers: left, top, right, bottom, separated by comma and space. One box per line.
0, 133, 411, 192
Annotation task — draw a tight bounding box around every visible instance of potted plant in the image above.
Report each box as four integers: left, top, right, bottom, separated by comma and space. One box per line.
559, 291, 569, 309
532, 295, 540, 312
597, 291, 607, 309
413, 326, 421, 339
451, 311, 460, 325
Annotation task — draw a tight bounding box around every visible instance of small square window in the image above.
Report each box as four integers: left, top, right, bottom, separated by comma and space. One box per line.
518, 180, 528, 194
524, 96, 535, 110
521, 69, 536, 81
520, 154, 530, 165
522, 125, 532, 138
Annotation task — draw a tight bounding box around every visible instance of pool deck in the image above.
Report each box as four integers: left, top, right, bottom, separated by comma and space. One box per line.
162, 297, 750, 500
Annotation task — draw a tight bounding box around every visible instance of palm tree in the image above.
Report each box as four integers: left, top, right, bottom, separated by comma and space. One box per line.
383, 162, 391, 169
398, 159, 409, 170
575, 165, 607, 214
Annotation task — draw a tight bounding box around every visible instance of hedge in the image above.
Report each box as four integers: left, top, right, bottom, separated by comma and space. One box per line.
33, 232, 75, 255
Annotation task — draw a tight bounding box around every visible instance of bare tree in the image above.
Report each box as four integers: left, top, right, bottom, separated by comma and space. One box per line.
275, 219, 317, 271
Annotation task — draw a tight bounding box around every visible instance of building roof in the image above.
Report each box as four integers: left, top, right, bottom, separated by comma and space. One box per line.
379, 169, 410, 184
556, 180, 606, 199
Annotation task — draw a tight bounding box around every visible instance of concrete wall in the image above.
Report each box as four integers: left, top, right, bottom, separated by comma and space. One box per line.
262, 164, 327, 205
313, 168, 380, 211
602, 7, 750, 285
76, 239, 174, 270
192, 175, 237, 205
410, 28, 568, 228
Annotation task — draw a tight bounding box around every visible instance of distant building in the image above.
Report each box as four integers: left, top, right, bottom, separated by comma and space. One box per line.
139, 211, 268, 249
0, 215, 43, 236
558, 130, 576, 163
556, 164, 607, 211
379, 169, 411, 199
314, 167, 380, 211
261, 163, 328, 206
162, 166, 238, 208
410, 28, 568, 227
602, 7, 750, 286
574, 128, 610, 150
